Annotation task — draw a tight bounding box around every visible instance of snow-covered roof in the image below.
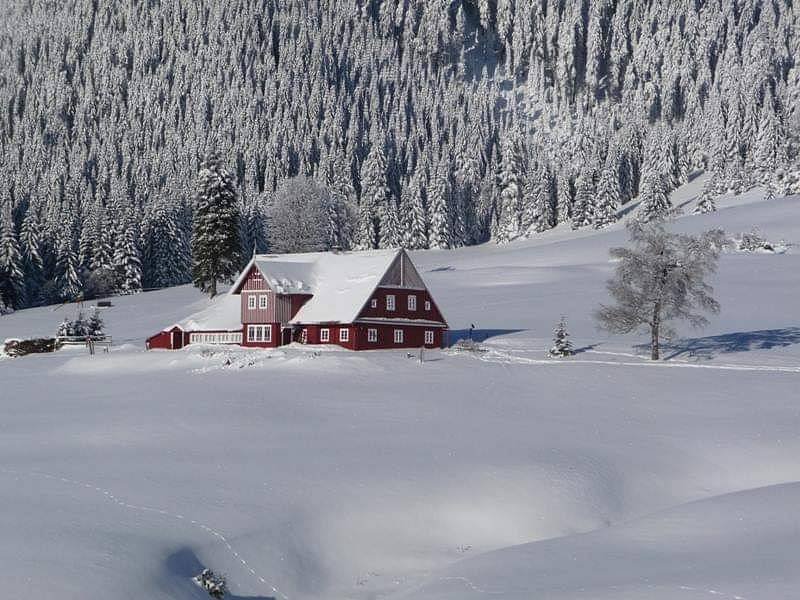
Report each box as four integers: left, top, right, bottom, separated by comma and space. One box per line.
174, 294, 242, 332
233, 249, 403, 324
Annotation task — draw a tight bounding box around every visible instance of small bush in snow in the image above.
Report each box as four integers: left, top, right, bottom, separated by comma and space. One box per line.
193, 568, 228, 599
733, 229, 785, 253
549, 316, 574, 357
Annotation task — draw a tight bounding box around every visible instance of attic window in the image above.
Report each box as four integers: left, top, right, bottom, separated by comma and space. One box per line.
248, 295, 257, 310
371, 298, 377, 309
408, 295, 417, 311
424, 300, 431, 311
259, 295, 268, 309
386, 295, 396, 311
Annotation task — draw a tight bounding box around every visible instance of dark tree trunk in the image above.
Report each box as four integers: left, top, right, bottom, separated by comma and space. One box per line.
651, 301, 661, 360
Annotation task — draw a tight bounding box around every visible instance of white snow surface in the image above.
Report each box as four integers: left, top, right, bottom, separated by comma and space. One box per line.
2, 189, 800, 599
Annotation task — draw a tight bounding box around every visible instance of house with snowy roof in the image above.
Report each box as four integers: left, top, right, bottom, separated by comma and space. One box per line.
146, 248, 448, 351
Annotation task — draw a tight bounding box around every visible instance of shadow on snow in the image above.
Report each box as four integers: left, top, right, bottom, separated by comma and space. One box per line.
648, 327, 800, 360
445, 328, 526, 346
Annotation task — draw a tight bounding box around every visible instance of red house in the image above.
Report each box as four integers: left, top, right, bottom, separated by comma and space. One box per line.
146, 248, 448, 351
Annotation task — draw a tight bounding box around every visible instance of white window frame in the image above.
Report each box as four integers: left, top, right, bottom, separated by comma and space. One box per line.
371, 298, 378, 308
367, 328, 378, 343
247, 325, 271, 343
301, 329, 308, 343
408, 295, 417, 311
386, 294, 396, 311
320, 328, 330, 342
425, 330, 434, 345
259, 295, 268, 309
339, 328, 349, 342
248, 295, 257, 310
394, 329, 404, 344
424, 300, 431, 311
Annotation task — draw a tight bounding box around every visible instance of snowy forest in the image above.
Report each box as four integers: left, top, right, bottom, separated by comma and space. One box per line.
1, 0, 799, 310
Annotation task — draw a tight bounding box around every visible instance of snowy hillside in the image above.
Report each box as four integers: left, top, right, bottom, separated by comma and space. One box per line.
2, 190, 800, 599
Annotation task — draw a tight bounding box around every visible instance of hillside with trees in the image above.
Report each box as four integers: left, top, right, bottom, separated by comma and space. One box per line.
1, 0, 799, 309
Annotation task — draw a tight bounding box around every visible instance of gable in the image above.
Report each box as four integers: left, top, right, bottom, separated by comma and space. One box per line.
378, 251, 426, 288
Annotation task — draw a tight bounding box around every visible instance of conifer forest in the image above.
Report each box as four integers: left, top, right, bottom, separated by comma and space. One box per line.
1, 0, 799, 309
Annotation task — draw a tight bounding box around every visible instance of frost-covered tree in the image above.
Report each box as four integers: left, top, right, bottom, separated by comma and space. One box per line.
549, 316, 574, 357
428, 168, 451, 250
595, 221, 724, 360
0, 205, 25, 309
267, 176, 332, 254
114, 218, 143, 294
400, 174, 428, 250
191, 154, 243, 297
594, 166, 620, 228
637, 171, 671, 222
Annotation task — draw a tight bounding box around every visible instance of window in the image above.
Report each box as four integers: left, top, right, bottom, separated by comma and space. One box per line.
424, 300, 431, 311
370, 298, 378, 309
394, 329, 404, 344
320, 328, 330, 342
339, 328, 349, 342
425, 330, 435, 345
408, 295, 417, 311
301, 329, 308, 343
248, 295, 257, 309
386, 295, 396, 311
247, 325, 271, 343
367, 328, 378, 343
259, 295, 268, 309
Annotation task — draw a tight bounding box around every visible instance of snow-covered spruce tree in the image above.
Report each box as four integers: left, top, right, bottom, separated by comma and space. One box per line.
594, 221, 724, 360
379, 196, 401, 249
55, 234, 82, 302
357, 141, 389, 250
191, 154, 243, 298
693, 178, 718, 214
549, 316, 574, 357
594, 165, 620, 228
400, 174, 428, 250
267, 176, 332, 253
113, 218, 143, 294
427, 167, 451, 250
495, 134, 524, 243
0, 204, 25, 309
637, 171, 671, 223
571, 167, 596, 229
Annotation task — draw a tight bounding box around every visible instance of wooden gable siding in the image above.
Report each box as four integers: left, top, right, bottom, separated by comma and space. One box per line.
356, 287, 446, 324
240, 267, 276, 323
379, 250, 426, 288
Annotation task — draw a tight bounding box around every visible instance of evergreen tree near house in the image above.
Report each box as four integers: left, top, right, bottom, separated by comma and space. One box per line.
595, 221, 724, 360
549, 316, 574, 357
191, 154, 243, 298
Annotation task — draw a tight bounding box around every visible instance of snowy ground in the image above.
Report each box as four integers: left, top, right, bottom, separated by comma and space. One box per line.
2, 188, 800, 599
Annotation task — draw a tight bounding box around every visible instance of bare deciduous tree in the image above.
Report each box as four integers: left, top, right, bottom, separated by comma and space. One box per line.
595, 221, 724, 360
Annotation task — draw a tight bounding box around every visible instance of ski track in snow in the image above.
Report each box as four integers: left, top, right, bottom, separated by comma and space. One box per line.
0, 466, 289, 600
465, 347, 800, 374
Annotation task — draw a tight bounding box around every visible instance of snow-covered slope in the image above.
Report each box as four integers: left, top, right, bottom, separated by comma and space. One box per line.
1, 190, 799, 600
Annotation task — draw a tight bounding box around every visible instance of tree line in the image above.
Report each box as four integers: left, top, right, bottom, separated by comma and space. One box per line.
1, 0, 799, 310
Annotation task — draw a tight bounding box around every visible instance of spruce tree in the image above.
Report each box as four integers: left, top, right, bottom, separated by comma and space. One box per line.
191, 153, 243, 297
549, 316, 574, 357
0, 205, 25, 309
594, 166, 620, 228
638, 171, 671, 223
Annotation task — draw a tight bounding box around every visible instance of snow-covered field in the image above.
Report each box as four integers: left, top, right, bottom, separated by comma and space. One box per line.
2, 189, 800, 600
